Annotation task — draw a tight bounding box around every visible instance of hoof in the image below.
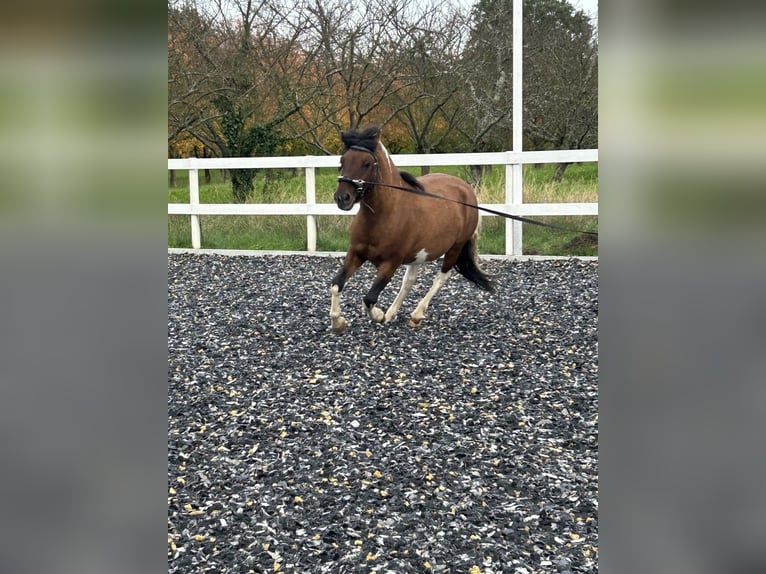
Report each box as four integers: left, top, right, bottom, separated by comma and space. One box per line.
408, 317, 423, 328
383, 307, 399, 324
331, 316, 347, 334
368, 306, 385, 323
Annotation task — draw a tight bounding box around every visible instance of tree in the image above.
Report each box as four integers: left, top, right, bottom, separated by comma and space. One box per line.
168, 0, 320, 200
390, 1, 471, 170
522, 0, 597, 179
214, 97, 283, 202
168, 0, 598, 179
168, 2, 221, 144
455, 0, 515, 154
295, 0, 458, 154
460, 0, 598, 179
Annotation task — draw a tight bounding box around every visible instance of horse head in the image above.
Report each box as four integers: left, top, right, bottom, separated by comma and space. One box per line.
334, 126, 382, 210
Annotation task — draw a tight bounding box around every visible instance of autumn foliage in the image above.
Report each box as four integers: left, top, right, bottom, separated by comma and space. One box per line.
168, 0, 597, 194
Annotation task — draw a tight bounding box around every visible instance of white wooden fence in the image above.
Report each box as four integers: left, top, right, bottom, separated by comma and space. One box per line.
167, 149, 597, 256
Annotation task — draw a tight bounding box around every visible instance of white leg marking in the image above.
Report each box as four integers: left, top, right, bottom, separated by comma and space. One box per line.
330, 285, 346, 333
410, 269, 452, 326
384, 264, 420, 323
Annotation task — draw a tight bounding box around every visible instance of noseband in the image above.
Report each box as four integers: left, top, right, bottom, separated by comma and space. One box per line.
338, 145, 379, 200
337, 175, 368, 197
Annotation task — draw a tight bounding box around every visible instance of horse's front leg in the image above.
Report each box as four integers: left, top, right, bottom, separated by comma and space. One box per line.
330, 253, 363, 334
363, 263, 398, 324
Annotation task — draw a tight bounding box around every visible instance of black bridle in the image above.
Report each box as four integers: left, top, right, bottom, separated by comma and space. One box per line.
337, 145, 379, 201
336, 175, 368, 198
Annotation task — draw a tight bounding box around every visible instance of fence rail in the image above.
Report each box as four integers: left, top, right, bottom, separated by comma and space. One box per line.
168, 149, 598, 256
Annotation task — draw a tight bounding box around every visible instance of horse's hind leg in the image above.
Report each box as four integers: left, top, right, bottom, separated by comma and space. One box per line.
409, 268, 453, 327
409, 244, 463, 327
384, 264, 420, 323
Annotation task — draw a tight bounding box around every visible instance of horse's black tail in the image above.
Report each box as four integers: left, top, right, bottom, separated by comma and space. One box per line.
455, 235, 495, 292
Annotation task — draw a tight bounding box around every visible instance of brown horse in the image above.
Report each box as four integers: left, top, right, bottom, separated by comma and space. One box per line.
330, 126, 493, 333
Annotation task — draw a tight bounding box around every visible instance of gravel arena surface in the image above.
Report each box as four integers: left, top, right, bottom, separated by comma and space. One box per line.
168, 254, 598, 573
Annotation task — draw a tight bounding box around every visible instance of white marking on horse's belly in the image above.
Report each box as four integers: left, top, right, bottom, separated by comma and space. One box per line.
413, 248, 429, 264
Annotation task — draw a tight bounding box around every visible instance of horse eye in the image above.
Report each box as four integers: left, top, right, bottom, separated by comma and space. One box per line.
363, 161, 372, 169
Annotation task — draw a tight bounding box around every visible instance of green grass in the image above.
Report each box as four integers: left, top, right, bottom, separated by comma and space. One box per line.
168, 162, 598, 255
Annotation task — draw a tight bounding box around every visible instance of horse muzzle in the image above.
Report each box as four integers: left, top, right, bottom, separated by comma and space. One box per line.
334, 189, 356, 211
335, 175, 366, 210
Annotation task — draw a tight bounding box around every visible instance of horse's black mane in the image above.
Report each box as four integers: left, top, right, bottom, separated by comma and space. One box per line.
340, 126, 380, 153
400, 170, 425, 192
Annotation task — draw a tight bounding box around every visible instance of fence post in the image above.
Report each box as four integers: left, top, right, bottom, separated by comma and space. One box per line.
509, 0, 523, 257
305, 165, 317, 252
189, 166, 201, 249
505, 159, 523, 256
512, 162, 523, 256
